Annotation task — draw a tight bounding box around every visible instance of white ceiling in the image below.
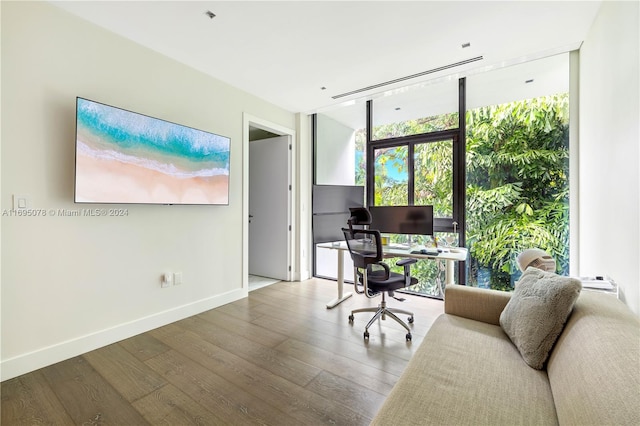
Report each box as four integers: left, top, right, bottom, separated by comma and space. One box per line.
323, 52, 571, 130
51, 1, 601, 118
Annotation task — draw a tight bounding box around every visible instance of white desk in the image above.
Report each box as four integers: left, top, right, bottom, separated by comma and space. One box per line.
318, 241, 468, 308
579, 276, 619, 299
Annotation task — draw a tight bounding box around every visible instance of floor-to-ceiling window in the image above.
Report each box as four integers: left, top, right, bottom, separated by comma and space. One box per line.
312, 53, 571, 296
465, 54, 570, 290
364, 78, 464, 297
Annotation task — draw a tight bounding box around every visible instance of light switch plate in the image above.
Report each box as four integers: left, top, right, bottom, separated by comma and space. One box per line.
13, 194, 29, 209
161, 273, 173, 288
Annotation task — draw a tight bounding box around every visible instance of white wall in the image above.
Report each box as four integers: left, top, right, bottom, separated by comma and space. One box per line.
315, 114, 356, 185
313, 114, 358, 283
295, 113, 312, 281
1, 1, 295, 380
579, 0, 639, 314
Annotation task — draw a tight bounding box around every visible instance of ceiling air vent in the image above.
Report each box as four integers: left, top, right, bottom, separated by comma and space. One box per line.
331, 56, 483, 100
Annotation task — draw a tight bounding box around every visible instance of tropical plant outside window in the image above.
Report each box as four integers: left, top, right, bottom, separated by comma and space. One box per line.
373, 146, 409, 206
353, 93, 569, 295
371, 113, 459, 140
466, 93, 570, 290
414, 140, 453, 218
317, 57, 570, 297
356, 117, 458, 297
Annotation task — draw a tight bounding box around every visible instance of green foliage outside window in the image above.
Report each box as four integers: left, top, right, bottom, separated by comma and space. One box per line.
414, 140, 453, 217
355, 114, 460, 296
353, 94, 570, 294
466, 94, 570, 290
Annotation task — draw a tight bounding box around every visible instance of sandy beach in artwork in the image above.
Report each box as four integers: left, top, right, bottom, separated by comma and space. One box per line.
76, 152, 229, 205
74, 98, 230, 205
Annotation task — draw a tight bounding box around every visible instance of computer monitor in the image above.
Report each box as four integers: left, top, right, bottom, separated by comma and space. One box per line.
369, 205, 434, 236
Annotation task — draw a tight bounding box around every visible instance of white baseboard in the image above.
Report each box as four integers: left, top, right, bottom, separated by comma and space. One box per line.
293, 269, 311, 281
0, 288, 244, 381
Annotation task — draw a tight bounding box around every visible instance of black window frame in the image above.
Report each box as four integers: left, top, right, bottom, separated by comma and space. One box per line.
365, 78, 467, 283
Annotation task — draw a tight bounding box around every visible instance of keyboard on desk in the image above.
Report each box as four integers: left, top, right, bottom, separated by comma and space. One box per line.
385, 244, 441, 256
388, 243, 410, 250
409, 248, 441, 256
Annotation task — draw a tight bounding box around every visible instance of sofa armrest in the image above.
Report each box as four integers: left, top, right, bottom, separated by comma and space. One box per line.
444, 285, 512, 326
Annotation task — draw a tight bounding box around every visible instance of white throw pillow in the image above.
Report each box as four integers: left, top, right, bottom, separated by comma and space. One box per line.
500, 267, 582, 370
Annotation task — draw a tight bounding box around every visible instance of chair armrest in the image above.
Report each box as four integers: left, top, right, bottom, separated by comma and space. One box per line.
372, 261, 390, 279
444, 285, 512, 326
396, 258, 417, 267
396, 258, 417, 287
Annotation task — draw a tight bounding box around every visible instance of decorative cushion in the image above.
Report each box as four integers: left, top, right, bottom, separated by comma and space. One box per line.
499, 267, 581, 370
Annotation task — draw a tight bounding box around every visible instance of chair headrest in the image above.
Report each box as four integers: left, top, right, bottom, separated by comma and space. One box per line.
348, 207, 372, 225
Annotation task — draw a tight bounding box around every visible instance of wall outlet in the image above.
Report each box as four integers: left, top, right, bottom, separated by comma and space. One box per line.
174, 272, 183, 285
161, 273, 173, 288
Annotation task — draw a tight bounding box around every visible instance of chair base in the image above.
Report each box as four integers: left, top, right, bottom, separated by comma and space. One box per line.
348, 298, 414, 341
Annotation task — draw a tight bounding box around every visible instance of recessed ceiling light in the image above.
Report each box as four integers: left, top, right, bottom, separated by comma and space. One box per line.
320, 87, 327, 90
205, 10, 216, 19
461, 42, 471, 48
395, 107, 401, 111
525, 79, 534, 84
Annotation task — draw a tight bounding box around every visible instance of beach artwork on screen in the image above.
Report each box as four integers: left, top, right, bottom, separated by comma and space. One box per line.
75, 98, 230, 205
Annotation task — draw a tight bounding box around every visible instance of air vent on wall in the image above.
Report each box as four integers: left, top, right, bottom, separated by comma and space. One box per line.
331, 56, 484, 100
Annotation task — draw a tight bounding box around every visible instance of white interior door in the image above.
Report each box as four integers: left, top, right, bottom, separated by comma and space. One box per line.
249, 136, 290, 280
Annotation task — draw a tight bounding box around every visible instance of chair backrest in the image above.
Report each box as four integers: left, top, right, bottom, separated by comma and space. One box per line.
348, 207, 372, 226
342, 228, 383, 270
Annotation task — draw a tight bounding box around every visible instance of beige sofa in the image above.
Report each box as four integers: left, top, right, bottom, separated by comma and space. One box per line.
372, 285, 640, 425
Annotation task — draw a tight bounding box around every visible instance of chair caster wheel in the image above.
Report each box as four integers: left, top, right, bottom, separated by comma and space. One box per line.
364, 331, 370, 340
406, 333, 412, 341
408, 316, 414, 324
348, 314, 354, 323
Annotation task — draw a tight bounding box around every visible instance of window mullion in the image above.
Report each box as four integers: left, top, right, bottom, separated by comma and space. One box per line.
408, 143, 415, 205
366, 100, 374, 207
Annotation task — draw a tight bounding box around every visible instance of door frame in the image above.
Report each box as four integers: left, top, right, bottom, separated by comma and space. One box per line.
242, 113, 296, 296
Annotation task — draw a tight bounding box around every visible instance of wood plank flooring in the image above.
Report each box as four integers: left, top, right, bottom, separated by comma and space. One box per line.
1, 278, 444, 425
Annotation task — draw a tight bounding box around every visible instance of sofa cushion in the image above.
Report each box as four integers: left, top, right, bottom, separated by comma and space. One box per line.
371, 314, 558, 425
444, 284, 512, 326
499, 268, 581, 369
547, 291, 640, 425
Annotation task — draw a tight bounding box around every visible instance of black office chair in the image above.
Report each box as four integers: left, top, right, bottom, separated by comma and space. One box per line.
347, 207, 372, 231
342, 227, 417, 341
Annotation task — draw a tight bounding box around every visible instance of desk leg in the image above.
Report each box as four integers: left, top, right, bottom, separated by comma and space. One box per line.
445, 259, 455, 286
326, 250, 353, 309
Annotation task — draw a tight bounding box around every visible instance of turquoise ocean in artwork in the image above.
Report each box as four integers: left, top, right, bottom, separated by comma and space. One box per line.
76, 98, 230, 178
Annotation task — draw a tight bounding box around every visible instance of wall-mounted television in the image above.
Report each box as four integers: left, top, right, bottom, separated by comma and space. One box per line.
369, 205, 434, 236
74, 97, 230, 205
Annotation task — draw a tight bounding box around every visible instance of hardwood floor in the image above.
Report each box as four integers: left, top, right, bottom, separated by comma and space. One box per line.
1, 278, 444, 425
